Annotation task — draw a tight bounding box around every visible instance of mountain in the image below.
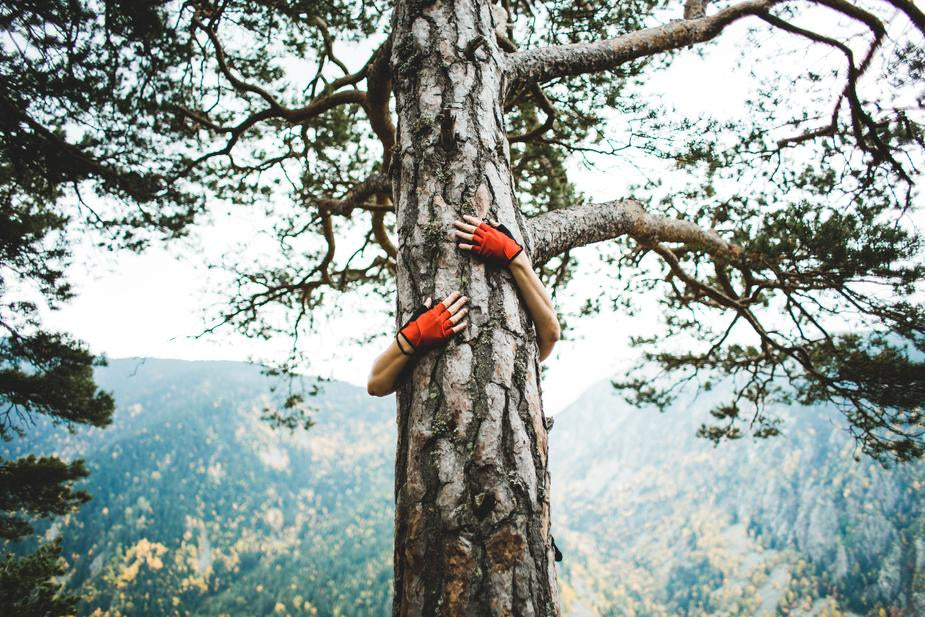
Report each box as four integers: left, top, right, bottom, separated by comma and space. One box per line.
549, 381, 924, 616
7, 358, 395, 616
4, 358, 922, 616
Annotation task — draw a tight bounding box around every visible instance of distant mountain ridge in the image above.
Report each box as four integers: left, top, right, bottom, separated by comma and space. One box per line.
5, 358, 922, 616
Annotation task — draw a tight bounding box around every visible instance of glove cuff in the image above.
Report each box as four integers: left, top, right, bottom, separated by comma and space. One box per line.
396, 332, 415, 356
398, 321, 421, 350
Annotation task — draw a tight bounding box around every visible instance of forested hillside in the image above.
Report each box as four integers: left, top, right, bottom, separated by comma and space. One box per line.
7, 359, 395, 616
7, 358, 922, 616
549, 382, 924, 616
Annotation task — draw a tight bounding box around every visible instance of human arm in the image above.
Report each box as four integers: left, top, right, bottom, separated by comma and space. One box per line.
507, 251, 560, 361
367, 291, 469, 396
452, 216, 561, 361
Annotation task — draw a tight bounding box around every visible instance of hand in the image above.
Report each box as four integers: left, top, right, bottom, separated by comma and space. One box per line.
453, 215, 523, 266
397, 291, 469, 353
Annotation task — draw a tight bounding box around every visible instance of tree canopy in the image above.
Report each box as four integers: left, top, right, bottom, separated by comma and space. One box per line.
1, 0, 923, 479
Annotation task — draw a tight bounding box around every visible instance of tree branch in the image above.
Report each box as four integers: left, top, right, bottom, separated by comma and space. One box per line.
365, 37, 396, 159
756, 10, 911, 184
192, 14, 288, 112
507, 0, 779, 84
883, 0, 925, 36
527, 198, 741, 266
311, 16, 352, 78
507, 82, 557, 143
316, 172, 392, 215
191, 15, 368, 125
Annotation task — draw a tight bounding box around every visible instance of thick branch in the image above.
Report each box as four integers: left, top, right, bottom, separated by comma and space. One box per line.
527, 199, 741, 266
316, 172, 392, 215
364, 37, 396, 157
884, 0, 925, 36
508, 0, 778, 84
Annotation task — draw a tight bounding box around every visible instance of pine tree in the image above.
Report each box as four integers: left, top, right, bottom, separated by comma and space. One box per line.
1, 0, 923, 614
1, 195, 114, 614
2, 10, 116, 608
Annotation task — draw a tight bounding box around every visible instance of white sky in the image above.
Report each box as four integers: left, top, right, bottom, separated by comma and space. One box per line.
36, 12, 908, 414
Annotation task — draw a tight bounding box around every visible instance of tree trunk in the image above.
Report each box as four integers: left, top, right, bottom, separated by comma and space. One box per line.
389, 1, 559, 615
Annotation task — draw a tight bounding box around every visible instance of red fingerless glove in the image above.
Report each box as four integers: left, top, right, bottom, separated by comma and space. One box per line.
397, 303, 454, 353
472, 222, 523, 265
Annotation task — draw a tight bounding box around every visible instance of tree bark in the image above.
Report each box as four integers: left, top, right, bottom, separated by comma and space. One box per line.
389, 1, 559, 616
507, 0, 778, 85
528, 198, 742, 266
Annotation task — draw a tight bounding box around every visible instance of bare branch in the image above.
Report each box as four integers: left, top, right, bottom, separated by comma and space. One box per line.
883, 0, 925, 36
507, 0, 779, 84
177, 86, 367, 171
192, 14, 288, 112
316, 172, 392, 215
191, 15, 368, 125
756, 11, 911, 183
776, 123, 836, 148
508, 82, 557, 143
527, 198, 741, 266
311, 16, 352, 78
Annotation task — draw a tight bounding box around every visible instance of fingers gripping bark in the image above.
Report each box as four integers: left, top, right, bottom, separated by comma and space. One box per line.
398, 292, 469, 353
453, 215, 524, 265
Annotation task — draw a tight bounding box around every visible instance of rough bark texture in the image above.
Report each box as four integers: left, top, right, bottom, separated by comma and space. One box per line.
508, 0, 778, 84
389, 1, 558, 616
528, 198, 743, 266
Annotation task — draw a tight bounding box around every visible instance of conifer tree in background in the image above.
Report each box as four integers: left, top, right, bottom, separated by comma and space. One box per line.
1, 0, 923, 614
1, 172, 114, 611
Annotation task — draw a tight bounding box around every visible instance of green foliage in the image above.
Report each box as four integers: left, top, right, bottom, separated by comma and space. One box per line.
0, 456, 90, 540
0, 309, 113, 613
0, 201, 69, 303
602, 13, 925, 463
0, 204, 114, 615
1, 4, 128, 609
0, 538, 80, 617
260, 393, 317, 432
0, 332, 114, 440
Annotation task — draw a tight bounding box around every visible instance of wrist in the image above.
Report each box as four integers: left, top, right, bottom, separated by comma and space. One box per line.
396, 331, 416, 356
509, 250, 531, 271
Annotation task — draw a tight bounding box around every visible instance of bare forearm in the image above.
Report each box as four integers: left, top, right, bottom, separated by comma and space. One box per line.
367, 338, 412, 396
450, 216, 559, 360
509, 252, 560, 361
367, 291, 469, 397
